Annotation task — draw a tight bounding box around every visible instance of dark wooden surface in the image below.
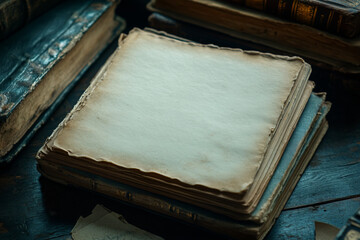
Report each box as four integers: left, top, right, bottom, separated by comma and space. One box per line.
1, 1, 360, 239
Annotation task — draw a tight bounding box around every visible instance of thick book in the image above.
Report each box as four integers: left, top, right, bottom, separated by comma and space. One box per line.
38, 27, 313, 216
148, 0, 360, 74
37, 90, 330, 239
0, 0, 61, 40
0, 0, 125, 163
224, 0, 360, 38
36, 28, 330, 239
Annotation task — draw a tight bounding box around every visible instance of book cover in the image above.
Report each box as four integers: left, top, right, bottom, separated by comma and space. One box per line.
0, 0, 125, 163
224, 0, 360, 38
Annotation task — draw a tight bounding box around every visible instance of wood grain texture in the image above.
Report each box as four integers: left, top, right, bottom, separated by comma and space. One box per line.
268, 198, 360, 239
285, 90, 360, 209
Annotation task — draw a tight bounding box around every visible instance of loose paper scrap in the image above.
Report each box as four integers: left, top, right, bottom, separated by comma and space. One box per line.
315, 221, 339, 240
72, 205, 163, 240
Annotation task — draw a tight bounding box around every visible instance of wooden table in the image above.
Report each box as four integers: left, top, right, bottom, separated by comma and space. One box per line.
1, 26, 360, 240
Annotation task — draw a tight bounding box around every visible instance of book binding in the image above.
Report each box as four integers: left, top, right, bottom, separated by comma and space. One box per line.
225, 0, 360, 38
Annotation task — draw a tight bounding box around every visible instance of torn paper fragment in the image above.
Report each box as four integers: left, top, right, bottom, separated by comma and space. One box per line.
72, 205, 163, 240
315, 221, 339, 240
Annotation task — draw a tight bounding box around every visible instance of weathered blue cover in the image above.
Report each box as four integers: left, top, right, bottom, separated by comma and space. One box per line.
0, 0, 125, 163
37, 93, 330, 238
251, 94, 326, 219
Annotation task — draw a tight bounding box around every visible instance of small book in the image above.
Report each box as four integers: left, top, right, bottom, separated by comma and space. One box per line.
148, 0, 360, 74
0, 0, 125, 163
37, 28, 330, 239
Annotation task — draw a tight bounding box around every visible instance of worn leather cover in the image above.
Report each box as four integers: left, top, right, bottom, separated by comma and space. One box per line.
224, 0, 360, 38
0, 0, 125, 163
0, 0, 61, 40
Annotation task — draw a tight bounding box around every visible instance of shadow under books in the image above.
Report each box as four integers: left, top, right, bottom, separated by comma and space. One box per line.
38, 176, 224, 240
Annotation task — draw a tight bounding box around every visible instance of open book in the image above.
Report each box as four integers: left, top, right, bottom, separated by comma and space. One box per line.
37, 28, 330, 239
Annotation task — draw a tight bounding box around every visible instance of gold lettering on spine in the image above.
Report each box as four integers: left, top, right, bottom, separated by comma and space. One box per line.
326, 10, 334, 29
312, 6, 317, 25
336, 14, 343, 33
291, 0, 299, 20
277, 0, 285, 15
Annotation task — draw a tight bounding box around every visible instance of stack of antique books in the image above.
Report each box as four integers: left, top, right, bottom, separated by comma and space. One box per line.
37, 28, 331, 239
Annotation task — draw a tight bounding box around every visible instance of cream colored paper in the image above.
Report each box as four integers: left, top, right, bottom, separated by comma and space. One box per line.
72, 204, 110, 233
72, 205, 163, 240
315, 221, 339, 240
44, 29, 308, 196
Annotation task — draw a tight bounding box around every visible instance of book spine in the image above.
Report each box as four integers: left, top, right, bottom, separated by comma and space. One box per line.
36, 162, 256, 240
227, 0, 360, 38
0, 0, 60, 40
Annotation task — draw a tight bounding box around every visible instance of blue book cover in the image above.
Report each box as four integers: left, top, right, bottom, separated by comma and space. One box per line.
0, 0, 125, 163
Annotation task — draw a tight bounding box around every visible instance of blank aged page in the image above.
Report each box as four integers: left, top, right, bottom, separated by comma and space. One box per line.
46, 29, 307, 194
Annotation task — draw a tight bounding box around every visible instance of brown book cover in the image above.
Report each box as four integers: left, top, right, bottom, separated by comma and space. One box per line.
0, 0, 61, 40
224, 0, 360, 38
